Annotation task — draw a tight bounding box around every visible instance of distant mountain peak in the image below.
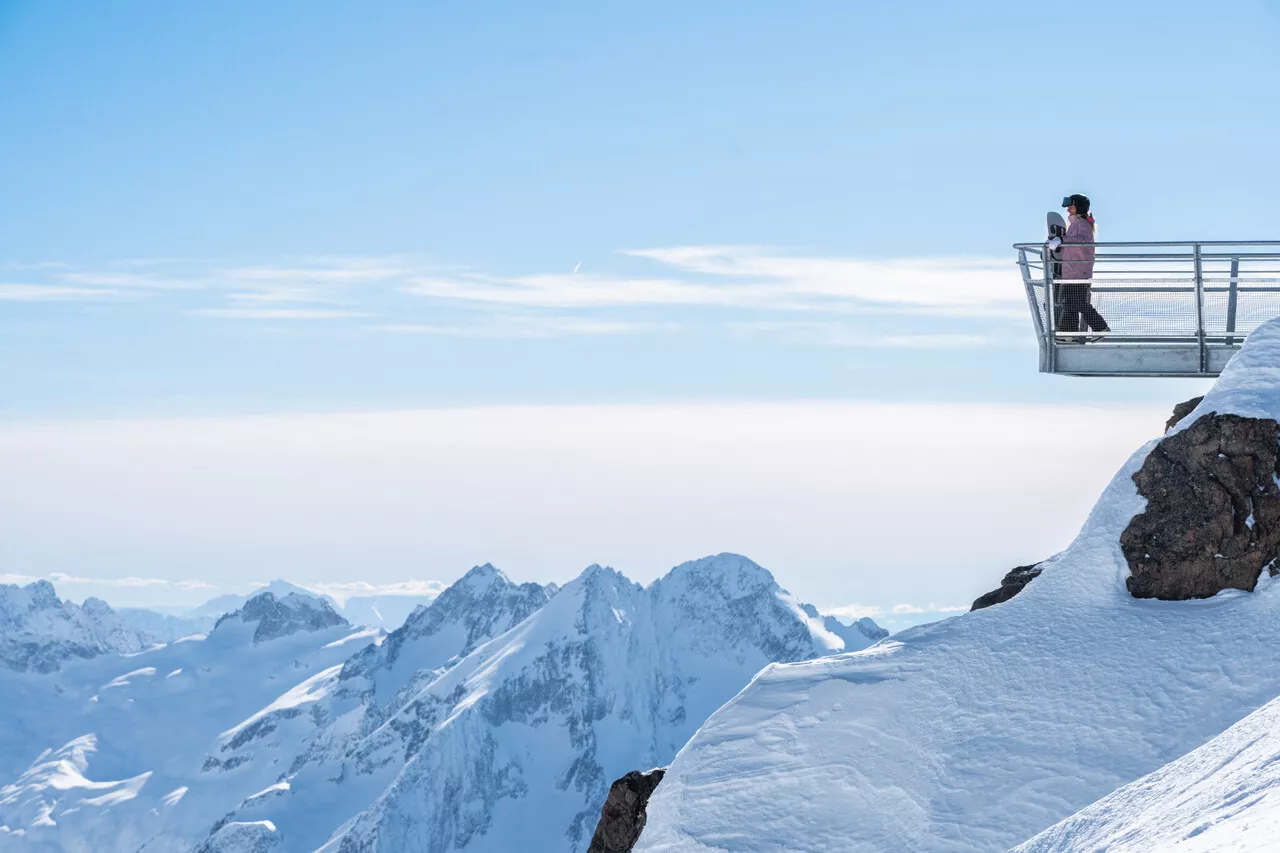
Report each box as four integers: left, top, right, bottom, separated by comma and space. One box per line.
663, 553, 779, 597
188, 580, 334, 621
454, 562, 509, 591
214, 591, 348, 644
0, 580, 147, 672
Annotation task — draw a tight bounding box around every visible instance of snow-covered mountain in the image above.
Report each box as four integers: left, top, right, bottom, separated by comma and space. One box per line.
1012, 691, 1280, 852
185, 580, 337, 620
635, 320, 1280, 853
0, 555, 876, 853
214, 591, 348, 644
0, 589, 361, 852
297, 554, 879, 853
0, 581, 149, 673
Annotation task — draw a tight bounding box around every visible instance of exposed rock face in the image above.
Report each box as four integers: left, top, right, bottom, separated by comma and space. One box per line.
587, 769, 665, 853
1122, 413, 1280, 600
971, 564, 1043, 611
215, 592, 348, 643
196, 819, 282, 853
1166, 395, 1205, 432
0, 580, 148, 672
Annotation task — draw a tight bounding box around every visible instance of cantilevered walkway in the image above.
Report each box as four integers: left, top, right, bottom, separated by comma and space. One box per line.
1014, 241, 1280, 377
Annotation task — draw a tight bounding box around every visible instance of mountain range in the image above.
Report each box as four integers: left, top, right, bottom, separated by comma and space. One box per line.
0, 554, 882, 852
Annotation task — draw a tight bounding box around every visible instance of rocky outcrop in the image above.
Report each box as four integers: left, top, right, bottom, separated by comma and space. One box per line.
0, 581, 148, 672
195, 819, 281, 853
587, 769, 665, 853
971, 564, 1043, 611
214, 592, 348, 643
1122, 412, 1280, 600
1166, 395, 1205, 432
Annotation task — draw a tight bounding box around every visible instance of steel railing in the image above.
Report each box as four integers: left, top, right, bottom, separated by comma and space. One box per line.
1012, 240, 1280, 375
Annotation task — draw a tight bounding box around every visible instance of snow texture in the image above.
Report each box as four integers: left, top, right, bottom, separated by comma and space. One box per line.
0, 592, 359, 852
636, 319, 1280, 853
0, 555, 872, 853
1012, 692, 1280, 852
196, 554, 872, 853
0, 581, 149, 673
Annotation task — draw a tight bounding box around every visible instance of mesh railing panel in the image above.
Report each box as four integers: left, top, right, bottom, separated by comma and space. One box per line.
1018, 244, 1280, 343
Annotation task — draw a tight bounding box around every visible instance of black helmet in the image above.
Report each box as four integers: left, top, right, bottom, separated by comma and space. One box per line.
1061, 193, 1091, 215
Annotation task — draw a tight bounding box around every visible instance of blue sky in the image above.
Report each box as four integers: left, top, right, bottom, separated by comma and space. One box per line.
1, 1, 1277, 624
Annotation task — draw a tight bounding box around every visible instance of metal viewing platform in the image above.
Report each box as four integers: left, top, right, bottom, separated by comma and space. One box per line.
1014, 240, 1280, 377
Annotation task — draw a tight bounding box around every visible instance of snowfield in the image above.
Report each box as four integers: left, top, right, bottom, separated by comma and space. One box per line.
0, 597, 360, 853
1012, 692, 1280, 852
636, 320, 1280, 853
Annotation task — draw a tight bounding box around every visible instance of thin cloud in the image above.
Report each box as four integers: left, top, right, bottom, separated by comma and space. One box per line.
822, 604, 884, 620
730, 321, 999, 348
403, 246, 1020, 316
60, 271, 197, 290
301, 579, 448, 605
226, 257, 407, 283
625, 246, 1017, 309
890, 602, 969, 615
187, 308, 373, 320
372, 317, 673, 339
403, 272, 728, 309
4, 261, 70, 270
227, 287, 344, 305
0, 283, 129, 301
0, 572, 216, 591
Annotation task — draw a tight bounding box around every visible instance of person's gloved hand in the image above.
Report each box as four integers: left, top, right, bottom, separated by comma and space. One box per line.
1047, 236, 1063, 251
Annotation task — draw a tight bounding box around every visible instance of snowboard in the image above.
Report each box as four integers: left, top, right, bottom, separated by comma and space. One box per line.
1046, 211, 1065, 281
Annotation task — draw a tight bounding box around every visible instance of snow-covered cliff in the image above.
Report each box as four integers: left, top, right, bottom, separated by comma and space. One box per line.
636, 320, 1280, 853
0, 581, 149, 673
307, 554, 877, 853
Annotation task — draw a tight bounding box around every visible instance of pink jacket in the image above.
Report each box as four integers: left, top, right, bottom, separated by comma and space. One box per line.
1060, 215, 1095, 281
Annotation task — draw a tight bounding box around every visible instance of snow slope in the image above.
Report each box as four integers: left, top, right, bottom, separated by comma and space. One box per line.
203, 554, 881, 853
0, 581, 149, 673
1012, 692, 1280, 852
0, 556, 885, 853
637, 321, 1280, 853
0, 591, 360, 853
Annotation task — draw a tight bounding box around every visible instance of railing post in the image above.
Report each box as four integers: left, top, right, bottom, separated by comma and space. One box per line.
1017, 250, 1047, 372
1042, 244, 1056, 372
1226, 256, 1240, 346
1193, 243, 1207, 373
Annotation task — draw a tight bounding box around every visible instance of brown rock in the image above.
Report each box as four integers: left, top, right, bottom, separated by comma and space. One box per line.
1166, 395, 1205, 432
586, 768, 665, 853
1122, 412, 1280, 599
970, 564, 1043, 611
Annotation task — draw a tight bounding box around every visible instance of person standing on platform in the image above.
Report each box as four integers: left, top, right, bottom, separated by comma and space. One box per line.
1053, 193, 1109, 341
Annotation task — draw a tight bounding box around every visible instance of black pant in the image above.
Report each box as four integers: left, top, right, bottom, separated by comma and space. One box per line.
1056, 282, 1108, 333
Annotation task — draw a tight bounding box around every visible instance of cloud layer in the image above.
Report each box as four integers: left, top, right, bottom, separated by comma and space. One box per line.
1, 247, 1024, 347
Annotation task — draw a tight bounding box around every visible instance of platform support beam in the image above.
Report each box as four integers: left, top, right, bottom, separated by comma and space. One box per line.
1193, 243, 1207, 374
1042, 245, 1056, 373
1226, 256, 1240, 346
